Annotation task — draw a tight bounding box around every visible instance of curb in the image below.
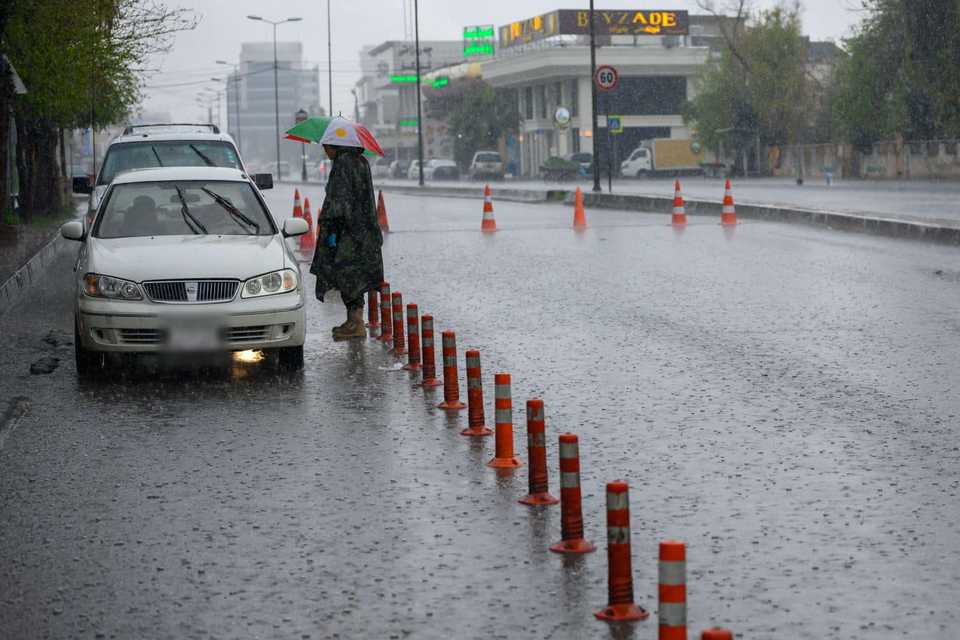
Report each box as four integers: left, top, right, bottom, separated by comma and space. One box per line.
0, 233, 66, 318
380, 183, 960, 245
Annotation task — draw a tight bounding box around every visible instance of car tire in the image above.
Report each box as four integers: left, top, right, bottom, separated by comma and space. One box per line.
74, 316, 103, 379
636, 170, 649, 179
278, 345, 304, 371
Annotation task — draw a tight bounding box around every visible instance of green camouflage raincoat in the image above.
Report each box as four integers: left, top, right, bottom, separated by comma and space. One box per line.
310, 148, 384, 303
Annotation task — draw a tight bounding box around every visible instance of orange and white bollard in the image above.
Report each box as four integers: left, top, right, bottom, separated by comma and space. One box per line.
721, 179, 737, 226
438, 331, 466, 410
672, 179, 687, 225
481, 184, 497, 233
550, 433, 595, 554
367, 290, 379, 331
293, 188, 302, 218
377, 190, 390, 232
573, 186, 587, 229
419, 315, 442, 388
379, 282, 392, 343
391, 292, 406, 356
659, 541, 687, 640
487, 373, 522, 468
595, 480, 649, 622
404, 304, 421, 370
701, 629, 733, 640
461, 350, 493, 436
518, 399, 559, 505
300, 197, 316, 253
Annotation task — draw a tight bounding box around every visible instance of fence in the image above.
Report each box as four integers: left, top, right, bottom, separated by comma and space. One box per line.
769, 139, 960, 180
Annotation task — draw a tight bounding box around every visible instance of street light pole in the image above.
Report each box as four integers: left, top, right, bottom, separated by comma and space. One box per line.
589, 0, 601, 192
247, 15, 302, 182
414, 0, 424, 187
216, 60, 242, 152
327, 0, 333, 116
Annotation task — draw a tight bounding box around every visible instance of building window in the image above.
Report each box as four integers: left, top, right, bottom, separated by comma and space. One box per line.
572, 128, 580, 153
569, 80, 579, 116
605, 77, 687, 115
538, 85, 547, 119
524, 86, 533, 120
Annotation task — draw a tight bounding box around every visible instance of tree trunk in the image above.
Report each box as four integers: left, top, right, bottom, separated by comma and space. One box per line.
14, 109, 61, 221
0, 64, 11, 219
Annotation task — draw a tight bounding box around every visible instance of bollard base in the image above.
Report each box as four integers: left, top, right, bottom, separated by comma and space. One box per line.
438, 400, 466, 410
420, 377, 443, 388
461, 426, 493, 437
378, 334, 392, 343
549, 538, 596, 554
391, 347, 408, 356
486, 456, 522, 469
518, 492, 559, 506
402, 363, 422, 371
594, 603, 649, 622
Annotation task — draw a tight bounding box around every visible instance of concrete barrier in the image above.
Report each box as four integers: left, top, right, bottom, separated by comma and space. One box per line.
0, 234, 66, 318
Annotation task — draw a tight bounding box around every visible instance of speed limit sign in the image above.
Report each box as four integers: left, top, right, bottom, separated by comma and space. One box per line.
594, 65, 619, 92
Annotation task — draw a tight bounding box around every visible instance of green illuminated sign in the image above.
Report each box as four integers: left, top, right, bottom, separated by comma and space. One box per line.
431, 77, 449, 89
464, 43, 494, 56
464, 25, 495, 39
390, 74, 419, 84
399, 119, 419, 127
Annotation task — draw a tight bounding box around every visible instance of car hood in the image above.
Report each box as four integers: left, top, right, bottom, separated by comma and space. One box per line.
87, 234, 290, 282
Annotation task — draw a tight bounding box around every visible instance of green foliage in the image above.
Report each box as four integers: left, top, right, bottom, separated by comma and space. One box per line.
684, 7, 811, 152
834, 0, 960, 145
446, 81, 519, 169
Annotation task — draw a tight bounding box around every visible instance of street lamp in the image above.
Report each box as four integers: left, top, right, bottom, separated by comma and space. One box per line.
413, 0, 424, 187
210, 78, 227, 129
247, 15, 302, 181
589, 0, 601, 193
295, 108, 309, 182
216, 60, 242, 152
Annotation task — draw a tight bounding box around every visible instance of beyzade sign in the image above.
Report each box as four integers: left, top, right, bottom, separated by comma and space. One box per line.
500, 9, 689, 48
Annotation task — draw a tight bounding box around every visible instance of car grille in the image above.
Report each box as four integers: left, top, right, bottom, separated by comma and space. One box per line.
224, 326, 269, 343
143, 280, 239, 303
118, 328, 164, 345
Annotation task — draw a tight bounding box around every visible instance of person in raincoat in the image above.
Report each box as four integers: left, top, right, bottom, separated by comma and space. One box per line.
309, 143, 384, 340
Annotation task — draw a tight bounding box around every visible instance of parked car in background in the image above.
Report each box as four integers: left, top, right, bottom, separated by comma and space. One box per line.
423, 159, 460, 181
389, 159, 410, 179
406, 160, 422, 180
61, 166, 309, 378
566, 152, 593, 174
469, 151, 504, 180
370, 157, 391, 179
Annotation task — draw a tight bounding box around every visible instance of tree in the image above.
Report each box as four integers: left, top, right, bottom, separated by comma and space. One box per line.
683, 3, 812, 170
445, 80, 519, 169
1, 0, 196, 219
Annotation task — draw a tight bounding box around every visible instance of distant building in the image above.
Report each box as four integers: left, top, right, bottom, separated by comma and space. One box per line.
226, 42, 322, 168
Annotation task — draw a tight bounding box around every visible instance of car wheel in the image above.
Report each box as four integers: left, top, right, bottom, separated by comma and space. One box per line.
278, 345, 304, 371
636, 170, 648, 179
74, 316, 103, 379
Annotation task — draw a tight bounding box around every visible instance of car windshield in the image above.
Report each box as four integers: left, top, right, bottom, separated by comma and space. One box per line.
475, 153, 500, 163
95, 180, 275, 238
98, 141, 242, 185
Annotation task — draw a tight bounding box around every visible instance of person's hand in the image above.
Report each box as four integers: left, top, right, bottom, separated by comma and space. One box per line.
325, 233, 337, 248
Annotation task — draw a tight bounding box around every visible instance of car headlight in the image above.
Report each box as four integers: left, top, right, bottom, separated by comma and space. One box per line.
242, 269, 298, 298
83, 273, 142, 300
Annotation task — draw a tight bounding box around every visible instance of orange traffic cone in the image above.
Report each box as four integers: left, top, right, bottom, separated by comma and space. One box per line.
300, 197, 316, 253
377, 190, 390, 232
293, 189, 302, 218
573, 186, 587, 230
480, 184, 497, 233
672, 179, 687, 225
721, 179, 737, 226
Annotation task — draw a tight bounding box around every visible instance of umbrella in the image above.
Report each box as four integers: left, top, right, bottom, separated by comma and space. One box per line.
284, 116, 385, 157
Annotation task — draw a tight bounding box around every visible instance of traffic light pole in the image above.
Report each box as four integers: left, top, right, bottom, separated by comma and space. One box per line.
414, 0, 424, 187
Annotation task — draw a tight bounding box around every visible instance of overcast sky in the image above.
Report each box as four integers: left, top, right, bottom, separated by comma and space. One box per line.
142, 0, 867, 122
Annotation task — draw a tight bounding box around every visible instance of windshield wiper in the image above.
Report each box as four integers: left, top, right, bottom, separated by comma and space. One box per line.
174, 186, 208, 235
189, 144, 216, 167
201, 187, 260, 234
150, 146, 164, 166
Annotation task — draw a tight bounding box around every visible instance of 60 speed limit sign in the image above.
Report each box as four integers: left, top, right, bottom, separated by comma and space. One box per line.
594, 65, 619, 92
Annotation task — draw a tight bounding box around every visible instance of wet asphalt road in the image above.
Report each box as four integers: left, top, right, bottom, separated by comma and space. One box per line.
2, 182, 959, 639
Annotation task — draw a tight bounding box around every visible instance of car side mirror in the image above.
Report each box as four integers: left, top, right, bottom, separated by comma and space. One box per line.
61, 220, 85, 241
72, 176, 92, 194
254, 173, 274, 190
282, 217, 309, 237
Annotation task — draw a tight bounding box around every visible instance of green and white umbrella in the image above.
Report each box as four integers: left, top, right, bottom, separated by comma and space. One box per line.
284, 116, 385, 157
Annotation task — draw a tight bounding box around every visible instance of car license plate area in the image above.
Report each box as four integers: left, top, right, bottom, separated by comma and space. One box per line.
165, 317, 222, 352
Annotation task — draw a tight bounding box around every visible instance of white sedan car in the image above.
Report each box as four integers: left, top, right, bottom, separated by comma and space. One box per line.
62, 166, 309, 377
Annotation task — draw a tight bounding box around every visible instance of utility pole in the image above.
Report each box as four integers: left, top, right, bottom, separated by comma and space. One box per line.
327, 0, 333, 116
414, 0, 424, 187
247, 15, 302, 180
216, 61, 243, 152
589, 0, 601, 192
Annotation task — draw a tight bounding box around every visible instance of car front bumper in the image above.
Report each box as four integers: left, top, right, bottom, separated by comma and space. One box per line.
77, 290, 306, 353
